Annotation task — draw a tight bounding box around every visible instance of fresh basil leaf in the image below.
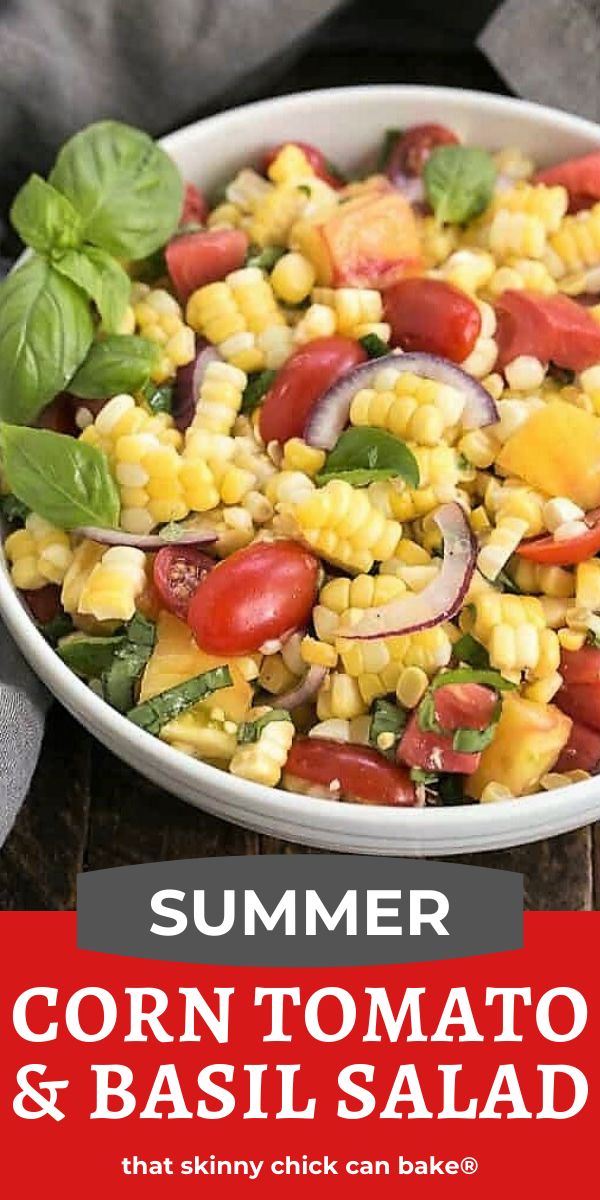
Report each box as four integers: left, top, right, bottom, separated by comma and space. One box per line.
430, 667, 516, 692
49, 120, 183, 259
316, 427, 419, 489
102, 614, 156, 711
10, 175, 83, 255
245, 244, 286, 271
69, 335, 159, 399
424, 145, 496, 225
241, 369, 277, 415
58, 631, 125, 679
237, 709, 292, 744
369, 698, 407, 758
52, 245, 130, 332
142, 381, 173, 415
359, 333, 390, 359
417, 692, 442, 734
452, 723, 498, 753
127, 665, 232, 734
0, 423, 120, 529
0, 257, 94, 424
452, 632, 491, 670
377, 128, 403, 171
0, 493, 30, 524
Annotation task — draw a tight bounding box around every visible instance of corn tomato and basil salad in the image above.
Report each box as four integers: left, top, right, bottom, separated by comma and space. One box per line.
4, 119, 600, 808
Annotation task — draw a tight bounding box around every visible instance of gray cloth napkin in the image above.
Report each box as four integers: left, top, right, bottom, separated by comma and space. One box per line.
0, 620, 50, 844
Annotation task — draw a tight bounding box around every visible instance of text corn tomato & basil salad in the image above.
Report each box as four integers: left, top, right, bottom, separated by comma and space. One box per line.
3, 119, 600, 809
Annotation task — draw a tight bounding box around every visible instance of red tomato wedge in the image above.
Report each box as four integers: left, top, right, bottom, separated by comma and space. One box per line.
397, 713, 481, 775
433, 683, 498, 732
517, 508, 600, 566
153, 546, 215, 622
285, 738, 416, 806
555, 719, 600, 773
21, 584, 61, 626
166, 228, 248, 302
187, 540, 319, 655
536, 151, 600, 213
495, 290, 600, 372
384, 278, 481, 363
560, 645, 600, 685
261, 141, 344, 189
180, 182, 208, 226
385, 123, 459, 178
555, 682, 600, 732
259, 335, 366, 444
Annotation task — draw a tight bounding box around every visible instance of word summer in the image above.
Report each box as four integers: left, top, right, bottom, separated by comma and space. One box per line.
12, 984, 588, 1121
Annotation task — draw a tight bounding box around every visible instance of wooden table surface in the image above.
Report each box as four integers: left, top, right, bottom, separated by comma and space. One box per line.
1, 5, 599, 910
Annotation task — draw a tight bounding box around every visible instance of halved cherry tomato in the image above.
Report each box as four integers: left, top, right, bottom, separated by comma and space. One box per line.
153, 546, 215, 622
517, 508, 600, 566
384, 278, 481, 363
555, 719, 600, 772
398, 713, 481, 774
433, 683, 498, 732
385, 123, 459, 179
180, 182, 208, 226
560, 645, 600, 685
259, 335, 366, 444
21, 584, 61, 625
536, 151, 600, 213
187, 540, 319, 655
555, 682, 600, 732
261, 141, 344, 189
165, 228, 249, 302
495, 290, 600, 372
285, 737, 416, 806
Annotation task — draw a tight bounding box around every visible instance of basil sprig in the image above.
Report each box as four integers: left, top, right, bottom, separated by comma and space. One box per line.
0, 423, 120, 529
1, 120, 183, 424
316, 427, 420, 489
237, 710, 292, 743
69, 335, 160, 399
424, 145, 496, 225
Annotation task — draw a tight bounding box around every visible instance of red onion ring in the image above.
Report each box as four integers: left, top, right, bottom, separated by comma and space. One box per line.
271, 664, 328, 710
304, 352, 498, 450
74, 527, 218, 549
173, 338, 221, 432
336, 502, 476, 641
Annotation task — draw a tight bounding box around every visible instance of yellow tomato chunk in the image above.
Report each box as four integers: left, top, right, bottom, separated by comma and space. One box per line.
466, 693, 572, 800
497, 400, 600, 509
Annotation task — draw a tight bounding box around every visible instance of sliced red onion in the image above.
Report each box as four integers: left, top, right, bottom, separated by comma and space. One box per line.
74, 526, 218, 549
336, 502, 476, 641
304, 352, 498, 450
389, 172, 426, 206
272, 665, 328, 710
173, 338, 221, 432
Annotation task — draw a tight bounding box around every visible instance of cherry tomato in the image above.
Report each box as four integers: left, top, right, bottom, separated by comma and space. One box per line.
398, 713, 481, 775
187, 540, 319, 655
153, 545, 215, 621
180, 182, 208, 226
495, 290, 600, 372
21, 584, 61, 625
384, 278, 481, 363
517, 508, 600, 566
555, 719, 600, 773
536, 151, 600, 213
560, 645, 600, 685
165, 228, 249, 302
259, 336, 366, 444
262, 142, 344, 189
385, 123, 459, 179
433, 683, 498, 732
555, 682, 600, 732
285, 737, 416, 806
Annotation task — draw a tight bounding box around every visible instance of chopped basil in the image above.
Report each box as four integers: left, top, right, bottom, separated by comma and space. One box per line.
39, 611, 74, 646
245, 244, 286, 271
369, 698, 407, 758
127, 664, 232, 734
452, 632, 491, 670
316, 427, 420, 489
240, 369, 277, 415
424, 145, 496, 225
410, 767, 438, 786
237, 709, 292, 743
416, 692, 442, 734
0, 493, 30, 525
142, 381, 173, 415
452, 724, 498, 753
359, 333, 390, 359
102, 613, 156, 712
430, 667, 516, 692
58, 631, 125, 679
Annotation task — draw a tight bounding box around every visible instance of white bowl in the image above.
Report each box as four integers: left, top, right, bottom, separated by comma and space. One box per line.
3, 85, 600, 856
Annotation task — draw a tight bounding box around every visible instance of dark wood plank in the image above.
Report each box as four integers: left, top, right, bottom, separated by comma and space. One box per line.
449, 828, 593, 911
0, 705, 91, 910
